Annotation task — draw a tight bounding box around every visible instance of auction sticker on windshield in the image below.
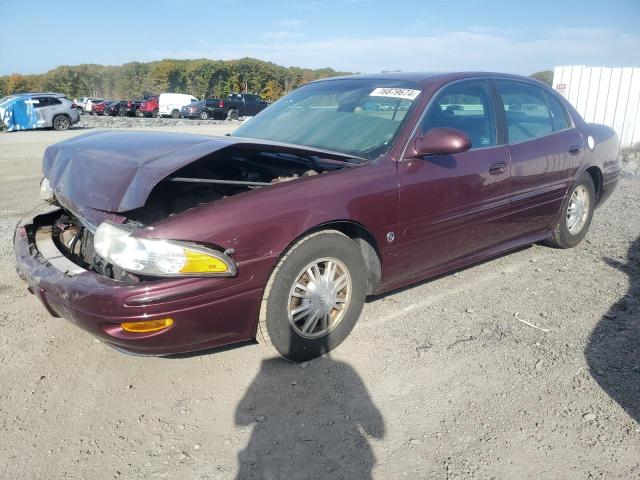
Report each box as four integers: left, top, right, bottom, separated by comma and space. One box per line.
369, 88, 421, 100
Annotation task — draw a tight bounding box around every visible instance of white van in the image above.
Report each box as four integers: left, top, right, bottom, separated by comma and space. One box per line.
158, 93, 198, 118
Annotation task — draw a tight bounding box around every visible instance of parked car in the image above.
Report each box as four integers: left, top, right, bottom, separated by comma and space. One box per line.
217, 93, 268, 120
15, 72, 621, 361
76, 97, 90, 114
122, 100, 143, 117
180, 98, 222, 120
158, 93, 198, 118
138, 97, 159, 117
103, 100, 124, 116
91, 100, 112, 116
0, 92, 79, 131
84, 98, 103, 115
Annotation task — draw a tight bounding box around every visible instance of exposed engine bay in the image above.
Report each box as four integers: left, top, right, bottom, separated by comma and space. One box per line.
40, 145, 362, 281
124, 145, 359, 225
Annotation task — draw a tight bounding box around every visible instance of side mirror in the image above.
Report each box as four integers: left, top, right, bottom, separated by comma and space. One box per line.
408, 127, 471, 157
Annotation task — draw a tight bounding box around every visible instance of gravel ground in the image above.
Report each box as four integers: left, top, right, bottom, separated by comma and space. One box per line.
0, 124, 638, 480
77, 113, 244, 130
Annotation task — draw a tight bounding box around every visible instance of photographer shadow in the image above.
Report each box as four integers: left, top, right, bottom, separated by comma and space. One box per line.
585, 236, 640, 422
234, 335, 384, 479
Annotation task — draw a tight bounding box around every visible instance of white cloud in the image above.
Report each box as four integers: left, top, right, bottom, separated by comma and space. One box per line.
276, 19, 304, 29
149, 28, 640, 74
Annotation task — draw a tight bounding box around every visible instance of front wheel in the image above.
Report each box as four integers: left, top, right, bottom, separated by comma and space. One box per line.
199, 110, 209, 120
135, 109, 144, 118
152, 108, 159, 118
227, 109, 239, 121
170, 109, 180, 119
544, 173, 596, 248
257, 230, 367, 362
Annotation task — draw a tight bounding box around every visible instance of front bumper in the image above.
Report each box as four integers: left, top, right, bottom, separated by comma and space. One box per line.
14, 211, 272, 355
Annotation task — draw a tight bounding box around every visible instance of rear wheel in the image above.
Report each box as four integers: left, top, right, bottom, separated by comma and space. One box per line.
52, 115, 70, 131
118, 107, 127, 116
227, 109, 239, 121
199, 110, 209, 120
544, 173, 596, 248
257, 230, 367, 362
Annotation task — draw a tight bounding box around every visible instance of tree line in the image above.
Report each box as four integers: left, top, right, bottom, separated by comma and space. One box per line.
0, 58, 352, 102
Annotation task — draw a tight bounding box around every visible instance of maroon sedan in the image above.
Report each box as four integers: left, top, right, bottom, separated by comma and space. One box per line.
14, 72, 621, 361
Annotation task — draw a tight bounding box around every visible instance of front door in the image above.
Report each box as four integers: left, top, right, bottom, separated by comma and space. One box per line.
394, 79, 512, 285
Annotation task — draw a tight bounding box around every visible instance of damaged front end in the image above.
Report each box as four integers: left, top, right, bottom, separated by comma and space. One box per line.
37, 131, 363, 283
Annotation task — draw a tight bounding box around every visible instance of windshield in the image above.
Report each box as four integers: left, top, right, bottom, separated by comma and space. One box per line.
232, 78, 421, 159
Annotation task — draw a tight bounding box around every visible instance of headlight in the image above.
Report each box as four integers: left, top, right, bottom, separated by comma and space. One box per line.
94, 222, 236, 277
40, 177, 54, 202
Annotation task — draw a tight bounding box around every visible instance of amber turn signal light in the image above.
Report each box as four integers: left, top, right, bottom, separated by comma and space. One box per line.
121, 318, 174, 333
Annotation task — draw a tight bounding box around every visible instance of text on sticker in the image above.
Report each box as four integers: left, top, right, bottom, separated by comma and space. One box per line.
369, 88, 421, 100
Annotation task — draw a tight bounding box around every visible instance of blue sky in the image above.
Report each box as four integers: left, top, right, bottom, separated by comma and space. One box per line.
0, 0, 638, 75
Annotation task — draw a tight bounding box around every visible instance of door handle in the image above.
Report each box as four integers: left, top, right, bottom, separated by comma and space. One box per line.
569, 145, 582, 154
489, 162, 507, 175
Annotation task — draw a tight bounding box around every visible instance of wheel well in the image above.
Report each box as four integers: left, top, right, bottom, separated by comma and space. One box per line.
307, 221, 382, 295
585, 166, 603, 204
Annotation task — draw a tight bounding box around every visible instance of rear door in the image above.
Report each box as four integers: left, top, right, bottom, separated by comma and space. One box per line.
32, 96, 53, 126
396, 79, 512, 283
493, 79, 583, 238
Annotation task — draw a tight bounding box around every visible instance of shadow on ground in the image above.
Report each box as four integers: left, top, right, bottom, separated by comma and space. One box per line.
234, 350, 384, 479
585, 236, 640, 422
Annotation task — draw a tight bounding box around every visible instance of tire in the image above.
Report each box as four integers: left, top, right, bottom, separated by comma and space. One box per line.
52, 115, 70, 131
543, 172, 596, 249
77, 107, 84, 115
152, 109, 159, 118
227, 109, 239, 121
170, 109, 180, 119
257, 230, 367, 362
135, 109, 144, 118
199, 110, 209, 120
118, 108, 126, 117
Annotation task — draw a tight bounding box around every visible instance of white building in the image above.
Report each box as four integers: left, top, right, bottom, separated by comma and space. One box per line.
553, 66, 640, 149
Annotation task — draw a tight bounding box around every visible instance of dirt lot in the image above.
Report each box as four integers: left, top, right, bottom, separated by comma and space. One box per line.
0, 121, 638, 480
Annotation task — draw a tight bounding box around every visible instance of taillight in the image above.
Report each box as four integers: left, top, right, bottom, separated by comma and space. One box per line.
71, 103, 77, 109
218, 100, 224, 108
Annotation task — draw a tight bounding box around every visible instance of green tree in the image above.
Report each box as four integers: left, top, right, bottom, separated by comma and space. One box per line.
262, 80, 284, 102
5, 73, 33, 94
530, 70, 554, 86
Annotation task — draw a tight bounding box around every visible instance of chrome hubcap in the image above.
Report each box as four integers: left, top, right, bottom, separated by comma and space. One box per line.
567, 185, 590, 235
287, 258, 352, 339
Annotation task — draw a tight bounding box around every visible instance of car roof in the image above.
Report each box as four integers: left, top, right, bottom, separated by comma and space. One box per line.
21, 92, 67, 97
314, 71, 547, 88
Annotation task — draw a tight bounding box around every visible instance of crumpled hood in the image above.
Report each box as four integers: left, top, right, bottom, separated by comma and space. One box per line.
43, 130, 236, 215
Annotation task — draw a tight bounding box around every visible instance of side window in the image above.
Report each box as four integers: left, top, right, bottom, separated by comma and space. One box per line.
48, 97, 62, 106
32, 97, 50, 108
421, 80, 497, 149
495, 80, 554, 143
545, 92, 571, 131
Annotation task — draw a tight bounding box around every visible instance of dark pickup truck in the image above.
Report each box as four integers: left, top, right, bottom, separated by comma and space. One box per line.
182, 93, 268, 120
